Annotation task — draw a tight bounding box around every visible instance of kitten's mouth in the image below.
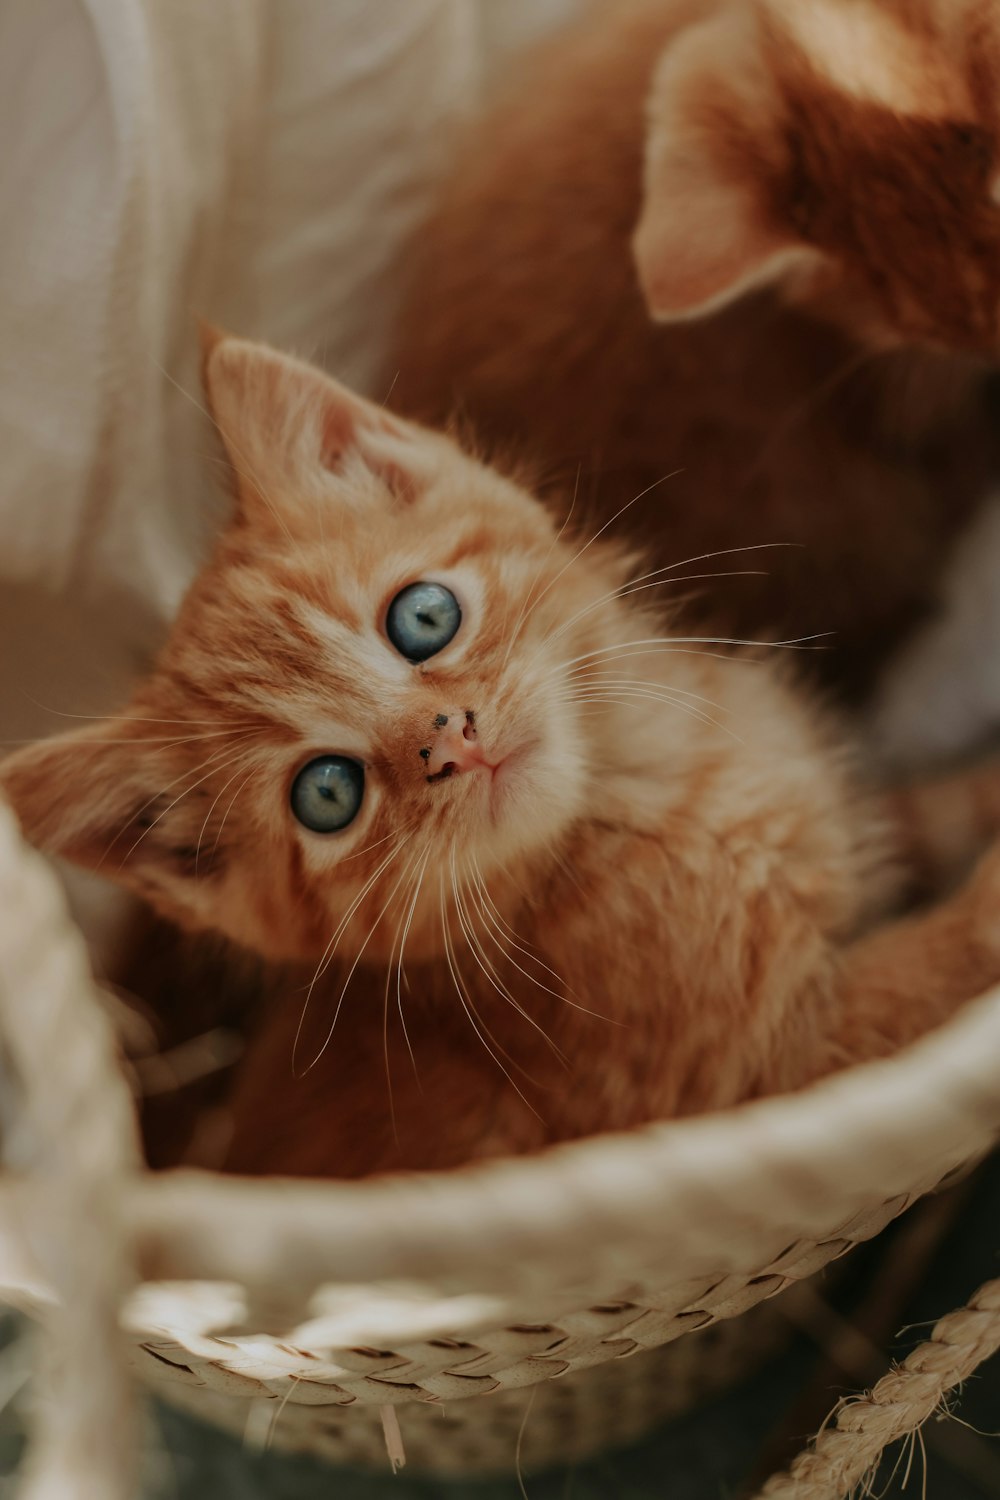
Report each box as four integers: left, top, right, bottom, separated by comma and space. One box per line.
426, 750, 508, 786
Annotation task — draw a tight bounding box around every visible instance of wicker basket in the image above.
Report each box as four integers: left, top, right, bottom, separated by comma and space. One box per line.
3, 796, 1000, 1500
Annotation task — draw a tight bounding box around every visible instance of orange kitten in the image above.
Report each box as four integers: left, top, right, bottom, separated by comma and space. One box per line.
389, 0, 1000, 699
4, 334, 1000, 1180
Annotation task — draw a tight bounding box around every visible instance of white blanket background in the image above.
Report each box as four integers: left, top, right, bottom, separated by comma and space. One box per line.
0, 0, 581, 956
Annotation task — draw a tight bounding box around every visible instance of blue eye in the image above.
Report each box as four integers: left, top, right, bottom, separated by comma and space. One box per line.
290, 756, 364, 833
386, 581, 461, 662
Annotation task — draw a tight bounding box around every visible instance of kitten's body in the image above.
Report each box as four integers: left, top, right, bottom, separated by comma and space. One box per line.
6, 336, 1000, 1181
224, 644, 883, 1176
389, 0, 1000, 696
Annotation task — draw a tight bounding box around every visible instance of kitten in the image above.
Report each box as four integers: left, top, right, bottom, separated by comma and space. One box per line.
388, 0, 1000, 699
4, 334, 1000, 1179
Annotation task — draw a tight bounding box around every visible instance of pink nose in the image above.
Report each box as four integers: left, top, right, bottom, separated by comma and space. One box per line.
425, 713, 492, 780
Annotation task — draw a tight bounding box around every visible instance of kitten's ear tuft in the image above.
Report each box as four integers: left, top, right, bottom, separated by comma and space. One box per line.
633, 18, 822, 322
201, 333, 427, 529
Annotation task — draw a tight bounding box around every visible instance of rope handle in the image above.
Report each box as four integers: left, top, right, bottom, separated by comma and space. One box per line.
756, 1276, 1000, 1499
0, 797, 139, 1500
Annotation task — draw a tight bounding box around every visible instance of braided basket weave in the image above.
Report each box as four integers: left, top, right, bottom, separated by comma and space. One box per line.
3, 797, 1000, 1499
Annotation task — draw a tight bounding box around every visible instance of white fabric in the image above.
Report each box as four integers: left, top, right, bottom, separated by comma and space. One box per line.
872, 494, 1000, 767
0, 0, 580, 959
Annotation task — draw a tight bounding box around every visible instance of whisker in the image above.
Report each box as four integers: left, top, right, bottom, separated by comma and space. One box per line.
450, 853, 568, 1069
0, 726, 261, 751
211, 765, 259, 859
505, 468, 682, 658
298, 840, 416, 1076
304, 835, 411, 998
563, 666, 731, 712
292, 835, 412, 1073
338, 828, 399, 864
563, 684, 743, 741
543, 566, 770, 651
395, 850, 430, 1086
439, 870, 543, 1117
555, 631, 831, 674
15, 698, 259, 731
381, 846, 426, 1143
501, 462, 583, 671
194, 751, 263, 876
109, 733, 260, 869
572, 688, 744, 741
470, 861, 617, 1025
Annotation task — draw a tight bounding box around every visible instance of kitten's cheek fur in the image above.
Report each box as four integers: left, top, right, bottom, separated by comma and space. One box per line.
483, 735, 589, 870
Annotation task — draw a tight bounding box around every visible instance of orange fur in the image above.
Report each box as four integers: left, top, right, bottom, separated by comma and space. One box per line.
4, 336, 1000, 1180
388, 0, 1000, 698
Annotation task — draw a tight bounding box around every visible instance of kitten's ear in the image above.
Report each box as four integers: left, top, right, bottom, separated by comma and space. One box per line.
0, 723, 216, 926
200, 328, 426, 526
633, 18, 822, 322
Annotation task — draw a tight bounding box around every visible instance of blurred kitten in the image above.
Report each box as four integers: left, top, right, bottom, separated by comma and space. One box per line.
4, 335, 1000, 1178
389, 0, 1000, 698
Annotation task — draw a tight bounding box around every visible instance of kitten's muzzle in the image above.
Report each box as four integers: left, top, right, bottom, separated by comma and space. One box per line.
425, 710, 501, 782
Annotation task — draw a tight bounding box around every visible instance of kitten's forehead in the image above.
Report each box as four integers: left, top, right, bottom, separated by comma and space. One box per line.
174, 490, 550, 741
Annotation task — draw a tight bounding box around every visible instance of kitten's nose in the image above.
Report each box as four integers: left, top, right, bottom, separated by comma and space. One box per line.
424, 712, 490, 779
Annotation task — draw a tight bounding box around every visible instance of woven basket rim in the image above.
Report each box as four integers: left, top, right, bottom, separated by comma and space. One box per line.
3, 794, 1000, 1335
117, 977, 1000, 1308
